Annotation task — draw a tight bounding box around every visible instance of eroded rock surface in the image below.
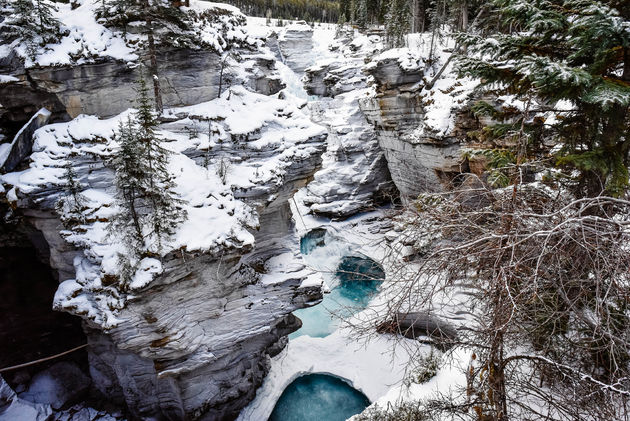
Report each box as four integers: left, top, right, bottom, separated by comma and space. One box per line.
2, 79, 326, 421
359, 49, 479, 199
301, 34, 396, 217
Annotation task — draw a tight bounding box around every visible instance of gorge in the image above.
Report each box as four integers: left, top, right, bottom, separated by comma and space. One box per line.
2, 1, 624, 421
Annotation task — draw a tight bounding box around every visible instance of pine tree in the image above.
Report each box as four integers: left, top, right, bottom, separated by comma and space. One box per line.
458, 0, 630, 197
385, 0, 410, 48
1, 0, 61, 59
134, 75, 186, 253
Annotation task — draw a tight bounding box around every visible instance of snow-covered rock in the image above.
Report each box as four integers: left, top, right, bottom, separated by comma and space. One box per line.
0, 1, 280, 138
0, 376, 53, 421
300, 33, 396, 218
359, 41, 479, 199
1, 84, 327, 419
276, 22, 314, 74
0, 108, 51, 173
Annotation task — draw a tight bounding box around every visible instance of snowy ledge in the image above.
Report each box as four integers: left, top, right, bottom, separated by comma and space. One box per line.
4, 0, 255, 69
1, 86, 326, 330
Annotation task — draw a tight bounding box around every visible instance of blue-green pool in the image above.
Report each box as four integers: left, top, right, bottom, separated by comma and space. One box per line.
290, 255, 384, 339
268, 374, 370, 421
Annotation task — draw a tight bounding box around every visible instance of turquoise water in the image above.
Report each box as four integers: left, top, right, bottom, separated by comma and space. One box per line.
268, 374, 370, 421
290, 255, 384, 339
300, 228, 327, 255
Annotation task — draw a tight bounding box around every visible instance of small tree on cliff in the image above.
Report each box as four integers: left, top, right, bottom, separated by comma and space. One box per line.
96, 0, 195, 112
109, 76, 186, 286
57, 161, 86, 225
1, 0, 61, 59
134, 75, 186, 252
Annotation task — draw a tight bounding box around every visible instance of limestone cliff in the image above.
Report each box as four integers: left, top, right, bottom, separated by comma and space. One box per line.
359, 48, 480, 199
301, 33, 396, 217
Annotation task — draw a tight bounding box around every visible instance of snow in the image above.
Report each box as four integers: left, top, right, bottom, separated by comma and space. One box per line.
0, 143, 11, 166
402, 33, 479, 139
352, 348, 469, 417
260, 251, 320, 286
130, 258, 163, 290
374, 48, 424, 72
1, 78, 325, 330
238, 324, 418, 421
7, 0, 249, 68
0, 74, 18, 83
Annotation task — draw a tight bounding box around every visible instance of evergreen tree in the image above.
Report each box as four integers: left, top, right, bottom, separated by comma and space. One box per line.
134, 75, 186, 252
57, 161, 86, 225
458, 0, 630, 197
0, 0, 61, 59
354, 0, 368, 28
385, 0, 410, 48
339, 0, 351, 22
96, 0, 194, 112
109, 75, 187, 287
110, 117, 146, 250
62, 161, 84, 212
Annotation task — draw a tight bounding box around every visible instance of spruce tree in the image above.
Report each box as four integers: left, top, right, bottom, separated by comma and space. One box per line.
385, 0, 410, 48
57, 161, 86, 225
354, 0, 368, 28
96, 0, 194, 112
458, 0, 630, 197
134, 75, 186, 252
110, 117, 146, 249
1, 0, 61, 59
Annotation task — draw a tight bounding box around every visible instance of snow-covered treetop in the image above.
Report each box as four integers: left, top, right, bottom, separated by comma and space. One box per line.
0, 0, 256, 68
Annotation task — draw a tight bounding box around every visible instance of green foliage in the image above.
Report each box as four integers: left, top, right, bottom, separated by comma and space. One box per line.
385, 0, 410, 48
412, 350, 441, 384
96, 0, 206, 48
457, 0, 630, 197
219, 0, 340, 23
109, 75, 186, 287
0, 0, 62, 59
464, 149, 517, 187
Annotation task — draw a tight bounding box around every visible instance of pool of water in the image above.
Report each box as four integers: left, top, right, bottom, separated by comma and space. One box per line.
300, 227, 327, 255
268, 374, 370, 421
290, 255, 384, 339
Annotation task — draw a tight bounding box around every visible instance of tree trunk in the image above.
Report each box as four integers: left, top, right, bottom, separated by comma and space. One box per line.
461, 0, 468, 32
623, 47, 630, 82
412, 0, 421, 33
143, 2, 163, 113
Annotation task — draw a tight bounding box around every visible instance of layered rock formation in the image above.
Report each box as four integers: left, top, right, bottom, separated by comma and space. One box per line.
0, 49, 283, 139
359, 49, 479, 199
276, 22, 314, 74
0, 4, 330, 418
300, 34, 396, 217
1, 87, 327, 419
0, 1, 282, 141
